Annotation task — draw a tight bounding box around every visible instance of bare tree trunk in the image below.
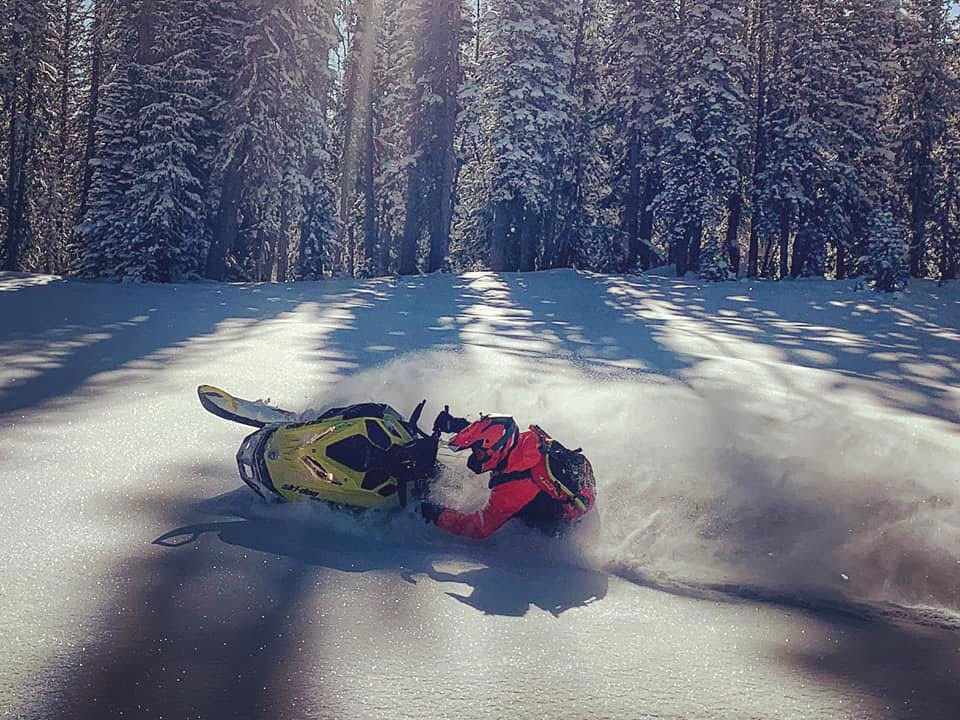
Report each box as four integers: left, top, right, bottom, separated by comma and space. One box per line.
428, 0, 460, 272
725, 191, 743, 276
3, 0, 23, 271
402, 0, 461, 274
637, 176, 657, 270
206, 150, 245, 280
778, 202, 790, 279
688, 217, 703, 273
77, 0, 103, 226
835, 241, 846, 279
623, 131, 642, 271
519, 208, 539, 272
490, 200, 511, 271
791, 205, 809, 278
277, 193, 290, 281
475, 0, 481, 62
747, 0, 767, 278
339, 0, 380, 230
7, 64, 38, 273
760, 232, 774, 277
362, 95, 378, 274
675, 227, 690, 276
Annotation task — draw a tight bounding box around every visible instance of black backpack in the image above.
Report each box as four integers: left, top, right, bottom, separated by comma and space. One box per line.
530, 425, 596, 515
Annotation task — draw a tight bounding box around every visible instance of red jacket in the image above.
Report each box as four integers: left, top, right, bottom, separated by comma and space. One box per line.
435, 430, 593, 539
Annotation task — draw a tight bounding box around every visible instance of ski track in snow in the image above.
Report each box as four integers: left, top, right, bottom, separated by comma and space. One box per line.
1, 269, 958, 719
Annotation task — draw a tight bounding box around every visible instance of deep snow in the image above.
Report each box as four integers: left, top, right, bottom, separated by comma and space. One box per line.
0, 269, 958, 719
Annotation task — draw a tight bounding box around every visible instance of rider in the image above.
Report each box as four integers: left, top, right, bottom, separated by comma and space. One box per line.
419, 408, 596, 539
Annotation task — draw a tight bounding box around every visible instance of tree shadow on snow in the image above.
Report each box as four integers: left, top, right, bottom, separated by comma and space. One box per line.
0, 277, 310, 419
598, 273, 960, 427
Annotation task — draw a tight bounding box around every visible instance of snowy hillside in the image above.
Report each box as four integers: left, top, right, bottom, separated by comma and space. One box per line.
1, 270, 958, 719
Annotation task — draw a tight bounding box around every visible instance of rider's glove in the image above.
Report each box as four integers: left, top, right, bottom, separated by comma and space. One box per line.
433, 406, 469, 435
420, 501, 445, 525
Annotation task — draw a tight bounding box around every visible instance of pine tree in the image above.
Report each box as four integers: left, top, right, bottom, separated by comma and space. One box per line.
933, 73, 959, 282
2, 0, 58, 272
74, 0, 140, 278
35, 0, 88, 275
119, 0, 211, 281
655, 0, 751, 278
829, 0, 899, 279
483, 0, 579, 271
398, 0, 468, 274
893, 0, 953, 278
208, 0, 338, 282
862, 208, 909, 292
592, 0, 675, 273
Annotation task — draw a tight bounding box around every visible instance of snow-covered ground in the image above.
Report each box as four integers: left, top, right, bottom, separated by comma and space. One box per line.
1, 269, 958, 719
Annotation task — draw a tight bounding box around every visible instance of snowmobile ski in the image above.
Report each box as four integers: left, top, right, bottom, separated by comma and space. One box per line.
197, 385, 299, 428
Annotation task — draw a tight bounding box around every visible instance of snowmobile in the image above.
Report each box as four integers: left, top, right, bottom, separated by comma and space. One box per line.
198, 385, 440, 509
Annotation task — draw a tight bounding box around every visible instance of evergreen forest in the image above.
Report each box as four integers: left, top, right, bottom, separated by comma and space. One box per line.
2, 1, 959, 289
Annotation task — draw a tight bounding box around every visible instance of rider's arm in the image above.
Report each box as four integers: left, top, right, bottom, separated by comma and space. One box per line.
434, 478, 541, 539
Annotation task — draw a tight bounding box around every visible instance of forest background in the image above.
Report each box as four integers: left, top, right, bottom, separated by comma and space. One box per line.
2, 1, 959, 290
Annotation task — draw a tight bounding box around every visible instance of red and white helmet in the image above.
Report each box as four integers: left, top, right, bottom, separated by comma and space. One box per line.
448, 416, 520, 473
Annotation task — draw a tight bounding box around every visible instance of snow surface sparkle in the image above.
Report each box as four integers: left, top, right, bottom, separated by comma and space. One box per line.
0, 269, 958, 719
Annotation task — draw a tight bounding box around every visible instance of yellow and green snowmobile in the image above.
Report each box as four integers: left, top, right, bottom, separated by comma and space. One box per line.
198, 385, 439, 509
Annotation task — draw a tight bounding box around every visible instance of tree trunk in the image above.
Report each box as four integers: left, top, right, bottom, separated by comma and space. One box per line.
747, 3, 767, 279
428, 0, 460, 273
77, 0, 103, 226
688, 217, 703, 273
362, 96, 378, 275
3, 1, 22, 271
835, 241, 846, 279
791, 206, 808, 278
778, 203, 790, 279
519, 208, 540, 272
277, 193, 290, 281
399, 178, 420, 275
490, 199, 511, 272
206, 152, 245, 280
725, 191, 743, 276
675, 228, 689, 277
909, 185, 927, 278
623, 131, 642, 271
339, 0, 379, 229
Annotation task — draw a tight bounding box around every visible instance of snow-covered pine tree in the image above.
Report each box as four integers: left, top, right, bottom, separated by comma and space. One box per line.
862, 208, 909, 292
209, 0, 338, 282
699, 233, 731, 282
336, 0, 382, 277
398, 0, 468, 274
358, 0, 417, 278
447, 3, 492, 272
482, 0, 579, 272
654, 0, 751, 279
34, 0, 88, 275
932, 48, 959, 282
120, 0, 211, 282
745, 0, 771, 278
600, 0, 674, 273
828, 0, 899, 279
1, 0, 58, 272
893, 0, 953, 278
73, 0, 140, 278
297, 0, 340, 281
544, 0, 602, 271
756, 0, 833, 279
